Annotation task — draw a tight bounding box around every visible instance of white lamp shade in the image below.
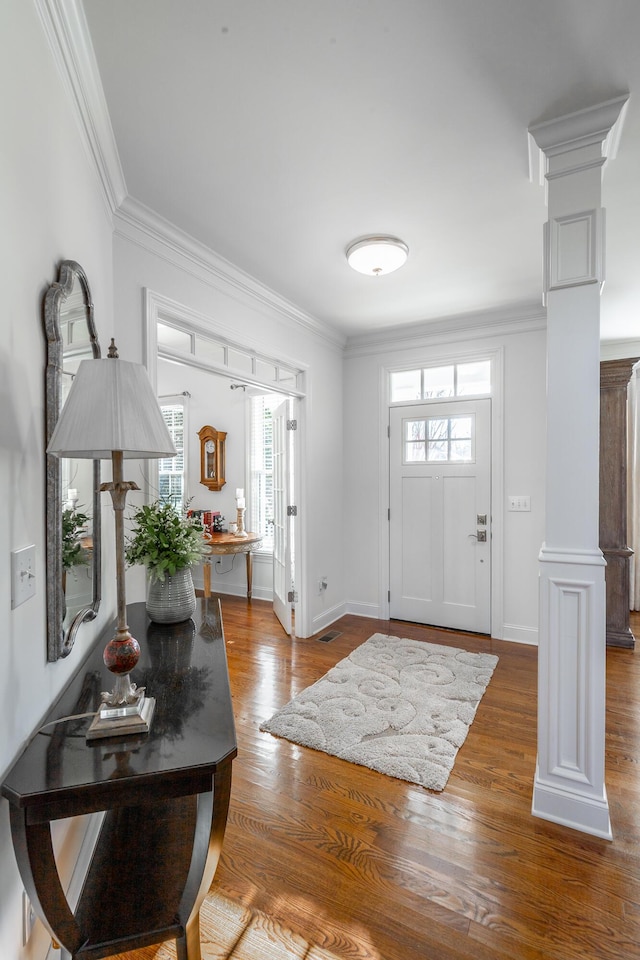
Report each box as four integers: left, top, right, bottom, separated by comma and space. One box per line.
346, 236, 409, 276
47, 356, 176, 460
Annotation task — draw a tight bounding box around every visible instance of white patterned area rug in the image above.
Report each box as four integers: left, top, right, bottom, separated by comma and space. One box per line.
260, 633, 499, 791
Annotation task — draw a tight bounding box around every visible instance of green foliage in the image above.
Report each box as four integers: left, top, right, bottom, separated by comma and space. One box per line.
125, 499, 205, 582
62, 508, 90, 571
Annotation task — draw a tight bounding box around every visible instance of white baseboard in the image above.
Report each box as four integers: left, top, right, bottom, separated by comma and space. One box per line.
310, 602, 348, 636
344, 601, 382, 619
501, 623, 538, 645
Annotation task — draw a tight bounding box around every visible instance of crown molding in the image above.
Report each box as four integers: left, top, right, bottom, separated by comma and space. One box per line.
35, 0, 127, 215
344, 302, 547, 358
115, 197, 346, 351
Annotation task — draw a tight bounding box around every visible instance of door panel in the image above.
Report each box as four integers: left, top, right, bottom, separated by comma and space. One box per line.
401, 476, 435, 600
390, 399, 491, 632
443, 476, 475, 606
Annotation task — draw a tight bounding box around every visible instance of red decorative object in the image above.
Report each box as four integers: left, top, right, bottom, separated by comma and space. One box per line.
103, 634, 141, 675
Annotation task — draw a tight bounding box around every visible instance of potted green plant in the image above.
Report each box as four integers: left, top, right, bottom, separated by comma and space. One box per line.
125, 499, 206, 623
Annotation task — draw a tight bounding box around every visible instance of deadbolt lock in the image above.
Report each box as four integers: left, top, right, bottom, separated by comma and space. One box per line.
477, 514, 487, 525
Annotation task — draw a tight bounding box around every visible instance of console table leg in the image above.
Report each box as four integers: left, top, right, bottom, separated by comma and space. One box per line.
9, 808, 84, 956
176, 912, 202, 960
246, 552, 253, 600
177, 762, 233, 956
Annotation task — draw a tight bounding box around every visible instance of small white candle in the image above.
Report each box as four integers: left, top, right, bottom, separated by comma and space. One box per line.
67, 488, 78, 501
236, 497, 245, 509
235, 488, 244, 499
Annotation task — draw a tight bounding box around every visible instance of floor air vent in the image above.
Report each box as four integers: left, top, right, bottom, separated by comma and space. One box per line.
316, 630, 341, 643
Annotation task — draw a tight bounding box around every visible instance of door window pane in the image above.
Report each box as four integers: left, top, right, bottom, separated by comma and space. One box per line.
406, 419, 425, 441
450, 439, 472, 460
423, 365, 454, 398
391, 369, 422, 403
456, 360, 491, 396
427, 441, 448, 461
428, 418, 448, 440
158, 323, 192, 351
195, 337, 226, 364
450, 416, 472, 438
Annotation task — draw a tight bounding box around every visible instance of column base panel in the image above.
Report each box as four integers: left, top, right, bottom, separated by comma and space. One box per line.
532, 762, 612, 840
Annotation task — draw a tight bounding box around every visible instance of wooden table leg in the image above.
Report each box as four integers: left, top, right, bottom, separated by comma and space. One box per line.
178, 763, 233, 959
203, 558, 211, 598
245, 552, 253, 600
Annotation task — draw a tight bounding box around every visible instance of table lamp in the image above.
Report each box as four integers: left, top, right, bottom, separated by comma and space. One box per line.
47, 340, 176, 740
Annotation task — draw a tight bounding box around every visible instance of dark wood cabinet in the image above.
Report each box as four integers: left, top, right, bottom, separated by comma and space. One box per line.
1, 600, 236, 960
600, 358, 639, 648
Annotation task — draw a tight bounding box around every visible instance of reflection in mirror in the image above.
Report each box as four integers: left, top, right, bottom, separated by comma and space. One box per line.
44, 261, 102, 661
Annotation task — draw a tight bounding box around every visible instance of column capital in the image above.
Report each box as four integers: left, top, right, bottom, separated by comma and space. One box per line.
528, 95, 629, 185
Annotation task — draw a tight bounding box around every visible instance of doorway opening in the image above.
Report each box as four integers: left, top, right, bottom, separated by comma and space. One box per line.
145, 290, 306, 636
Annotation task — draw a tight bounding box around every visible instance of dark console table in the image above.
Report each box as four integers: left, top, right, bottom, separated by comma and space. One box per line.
1, 599, 237, 960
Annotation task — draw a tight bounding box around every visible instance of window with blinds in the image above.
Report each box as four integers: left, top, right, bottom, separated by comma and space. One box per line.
249, 394, 280, 553
159, 400, 186, 511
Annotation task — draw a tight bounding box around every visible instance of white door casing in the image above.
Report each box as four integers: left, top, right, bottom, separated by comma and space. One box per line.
272, 398, 293, 634
389, 399, 491, 632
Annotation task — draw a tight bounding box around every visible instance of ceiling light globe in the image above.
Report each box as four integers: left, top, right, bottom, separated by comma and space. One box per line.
346, 236, 409, 276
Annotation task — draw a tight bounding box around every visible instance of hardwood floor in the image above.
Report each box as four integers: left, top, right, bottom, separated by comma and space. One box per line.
116, 602, 640, 960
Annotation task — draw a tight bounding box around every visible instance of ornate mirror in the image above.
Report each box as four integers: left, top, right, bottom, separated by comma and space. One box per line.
44, 260, 102, 661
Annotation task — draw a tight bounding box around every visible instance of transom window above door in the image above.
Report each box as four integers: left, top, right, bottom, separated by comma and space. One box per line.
390, 360, 491, 403
404, 415, 475, 463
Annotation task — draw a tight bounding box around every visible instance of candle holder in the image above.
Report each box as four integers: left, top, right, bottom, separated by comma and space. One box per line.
235, 505, 248, 538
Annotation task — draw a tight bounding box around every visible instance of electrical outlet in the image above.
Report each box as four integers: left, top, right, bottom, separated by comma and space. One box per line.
318, 576, 328, 594
22, 891, 35, 946
11, 545, 36, 608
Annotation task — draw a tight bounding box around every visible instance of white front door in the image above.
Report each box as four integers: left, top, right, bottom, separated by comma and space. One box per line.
272, 398, 293, 635
389, 399, 491, 633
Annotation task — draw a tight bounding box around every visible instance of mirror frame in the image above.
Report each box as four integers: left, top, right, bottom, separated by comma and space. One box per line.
44, 260, 102, 661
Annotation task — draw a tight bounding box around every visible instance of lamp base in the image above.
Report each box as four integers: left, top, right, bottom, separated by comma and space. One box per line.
86, 695, 156, 741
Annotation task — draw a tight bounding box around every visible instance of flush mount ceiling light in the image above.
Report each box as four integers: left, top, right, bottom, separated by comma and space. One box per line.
346, 235, 409, 276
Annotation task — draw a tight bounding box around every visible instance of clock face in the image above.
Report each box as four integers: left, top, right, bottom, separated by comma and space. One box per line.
205, 440, 215, 453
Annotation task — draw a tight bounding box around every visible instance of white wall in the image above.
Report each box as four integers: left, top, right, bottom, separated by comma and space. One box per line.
112, 222, 346, 636
0, 1, 116, 956
343, 320, 547, 644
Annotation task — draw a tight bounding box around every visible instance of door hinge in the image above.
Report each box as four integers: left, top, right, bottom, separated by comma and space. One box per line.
287, 505, 297, 517
388, 590, 391, 602
387, 425, 390, 438
287, 590, 298, 603
388, 508, 390, 521
287, 419, 297, 430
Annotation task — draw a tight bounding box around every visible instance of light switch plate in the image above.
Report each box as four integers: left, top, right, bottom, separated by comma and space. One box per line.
11, 545, 36, 608
508, 495, 531, 512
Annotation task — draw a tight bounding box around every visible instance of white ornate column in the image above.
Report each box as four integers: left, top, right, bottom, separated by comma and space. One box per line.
529, 96, 628, 839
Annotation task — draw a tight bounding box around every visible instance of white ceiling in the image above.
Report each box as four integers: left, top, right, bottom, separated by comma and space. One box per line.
82, 0, 640, 342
